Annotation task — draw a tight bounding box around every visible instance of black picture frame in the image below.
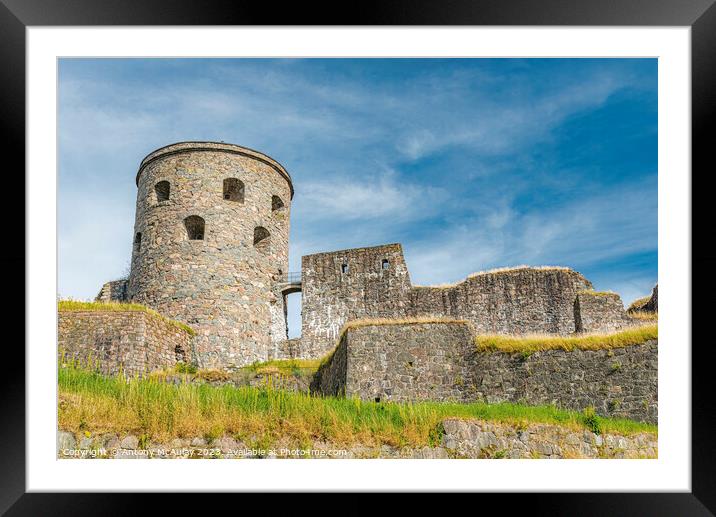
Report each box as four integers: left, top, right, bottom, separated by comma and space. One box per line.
2, 0, 714, 512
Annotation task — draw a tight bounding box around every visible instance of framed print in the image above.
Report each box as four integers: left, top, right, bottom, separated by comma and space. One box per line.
3, 0, 715, 512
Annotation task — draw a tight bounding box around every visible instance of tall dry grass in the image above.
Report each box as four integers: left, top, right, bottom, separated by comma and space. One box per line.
59, 364, 656, 448
475, 324, 658, 354
58, 300, 195, 335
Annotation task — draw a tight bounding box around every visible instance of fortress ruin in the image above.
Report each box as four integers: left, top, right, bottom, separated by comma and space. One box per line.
60, 141, 657, 421
88, 141, 646, 367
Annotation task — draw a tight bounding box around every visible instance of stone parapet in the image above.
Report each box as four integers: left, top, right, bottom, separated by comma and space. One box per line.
58, 310, 193, 377
312, 322, 657, 423
95, 279, 128, 303
409, 267, 593, 335
574, 291, 634, 333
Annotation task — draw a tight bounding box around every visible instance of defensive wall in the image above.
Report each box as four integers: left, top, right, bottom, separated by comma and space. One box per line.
627, 284, 659, 314
96, 279, 128, 303
58, 308, 193, 377
299, 243, 635, 359
86, 141, 648, 372
574, 291, 634, 333
300, 243, 412, 357
312, 321, 657, 423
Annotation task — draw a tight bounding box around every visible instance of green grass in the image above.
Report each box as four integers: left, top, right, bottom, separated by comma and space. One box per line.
475, 324, 658, 354
58, 300, 195, 336
58, 364, 656, 448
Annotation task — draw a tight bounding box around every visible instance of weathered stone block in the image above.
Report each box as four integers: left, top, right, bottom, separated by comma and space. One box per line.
58, 310, 193, 377
574, 291, 633, 333
312, 322, 657, 423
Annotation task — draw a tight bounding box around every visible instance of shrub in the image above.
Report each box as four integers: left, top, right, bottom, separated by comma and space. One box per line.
582, 406, 602, 435
195, 369, 230, 382
175, 363, 197, 375
428, 421, 445, 447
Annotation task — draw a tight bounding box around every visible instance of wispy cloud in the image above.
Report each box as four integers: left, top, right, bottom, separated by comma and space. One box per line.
297, 168, 448, 222
394, 72, 628, 161
58, 58, 658, 329
404, 175, 657, 286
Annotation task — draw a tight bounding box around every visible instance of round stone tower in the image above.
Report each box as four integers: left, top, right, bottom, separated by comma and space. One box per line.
126, 142, 293, 369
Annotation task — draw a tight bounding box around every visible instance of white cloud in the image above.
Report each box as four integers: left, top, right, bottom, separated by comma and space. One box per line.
404, 176, 657, 292
297, 168, 447, 223
57, 59, 656, 306
394, 73, 628, 162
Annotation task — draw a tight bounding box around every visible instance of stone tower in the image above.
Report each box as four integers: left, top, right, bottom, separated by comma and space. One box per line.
126, 142, 293, 369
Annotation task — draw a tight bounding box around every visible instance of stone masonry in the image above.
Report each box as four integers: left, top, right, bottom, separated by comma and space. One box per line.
312, 322, 657, 423
95, 279, 128, 303
408, 267, 593, 335
646, 285, 659, 312
90, 141, 644, 373
439, 419, 657, 459
58, 310, 193, 377
126, 142, 292, 369
299, 243, 633, 358
57, 419, 657, 459
574, 291, 636, 333
311, 322, 475, 402
300, 243, 412, 357
644, 284, 658, 313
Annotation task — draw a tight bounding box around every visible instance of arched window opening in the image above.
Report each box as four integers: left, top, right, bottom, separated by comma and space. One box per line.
133, 232, 142, 252
341, 263, 349, 274
381, 259, 390, 270
184, 215, 205, 240
155, 181, 170, 202
272, 195, 285, 212
253, 226, 270, 248
223, 178, 245, 203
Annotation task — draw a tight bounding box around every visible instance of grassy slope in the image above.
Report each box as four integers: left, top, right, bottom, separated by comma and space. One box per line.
58, 300, 195, 336
475, 324, 658, 354
59, 365, 656, 448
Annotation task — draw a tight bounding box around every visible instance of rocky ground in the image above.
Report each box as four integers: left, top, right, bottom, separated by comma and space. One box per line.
156, 369, 313, 392
57, 418, 656, 460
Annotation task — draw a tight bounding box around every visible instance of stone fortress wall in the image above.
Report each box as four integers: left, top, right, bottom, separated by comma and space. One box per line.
574, 291, 634, 333
312, 322, 657, 423
76, 140, 658, 427
95, 279, 128, 303
298, 244, 636, 359
300, 244, 413, 357
58, 310, 192, 377
125, 142, 293, 369
407, 267, 593, 334
88, 141, 648, 373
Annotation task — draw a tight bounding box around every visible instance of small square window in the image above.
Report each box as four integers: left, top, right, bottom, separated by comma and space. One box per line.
341, 264, 349, 274
381, 259, 389, 270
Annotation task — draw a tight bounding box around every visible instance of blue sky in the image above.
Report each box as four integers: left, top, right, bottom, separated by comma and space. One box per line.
58, 58, 657, 337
